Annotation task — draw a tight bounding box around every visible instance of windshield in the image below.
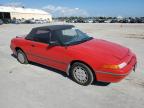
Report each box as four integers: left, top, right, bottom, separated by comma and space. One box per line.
56, 28, 93, 45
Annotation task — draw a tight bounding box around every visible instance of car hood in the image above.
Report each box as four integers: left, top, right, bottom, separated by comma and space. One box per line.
72, 38, 129, 60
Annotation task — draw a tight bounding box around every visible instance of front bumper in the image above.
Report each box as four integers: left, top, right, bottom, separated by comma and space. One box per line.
95, 53, 137, 83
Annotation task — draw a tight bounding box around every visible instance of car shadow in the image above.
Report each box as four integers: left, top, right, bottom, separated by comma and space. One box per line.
11, 54, 110, 87
11, 53, 17, 58
92, 80, 110, 86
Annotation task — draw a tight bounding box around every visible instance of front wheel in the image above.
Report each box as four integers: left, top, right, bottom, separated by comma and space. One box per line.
16, 50, 28, 64
70, 62, 94, 86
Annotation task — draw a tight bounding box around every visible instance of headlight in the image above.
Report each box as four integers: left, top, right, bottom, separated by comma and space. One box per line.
118, 62, 127, 69
102, 62, 127, 69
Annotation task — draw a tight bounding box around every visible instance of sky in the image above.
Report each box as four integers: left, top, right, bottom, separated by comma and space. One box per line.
0, 0, 144, 17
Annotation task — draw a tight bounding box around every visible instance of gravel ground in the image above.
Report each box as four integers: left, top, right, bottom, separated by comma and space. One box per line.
0, 23, 144, 108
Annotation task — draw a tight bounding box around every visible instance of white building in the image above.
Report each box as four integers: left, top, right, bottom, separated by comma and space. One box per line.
0, 6, 52, 22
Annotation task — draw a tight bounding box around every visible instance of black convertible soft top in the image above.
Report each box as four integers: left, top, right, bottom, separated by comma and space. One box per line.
33, 25, 74, 31
26, 25, 75, 40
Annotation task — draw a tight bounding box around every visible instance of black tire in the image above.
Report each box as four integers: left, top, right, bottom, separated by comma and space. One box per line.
16, 49, 28, 64
70, 62, 94, 86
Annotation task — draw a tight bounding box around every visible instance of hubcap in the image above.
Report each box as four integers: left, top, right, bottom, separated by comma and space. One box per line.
18, 52, 25, 63
73, 66, 88, 83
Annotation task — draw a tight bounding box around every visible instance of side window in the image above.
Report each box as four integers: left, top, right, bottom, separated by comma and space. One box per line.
50, 31, 60, 42
27, 29, 51, 44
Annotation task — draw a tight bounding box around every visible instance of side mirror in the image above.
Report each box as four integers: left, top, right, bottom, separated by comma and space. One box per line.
49, 41, 59, 46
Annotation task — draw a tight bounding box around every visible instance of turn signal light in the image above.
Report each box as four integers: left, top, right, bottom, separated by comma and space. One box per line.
102, 62, 127, 69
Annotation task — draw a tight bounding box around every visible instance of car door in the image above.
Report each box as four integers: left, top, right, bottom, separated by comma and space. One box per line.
26, 29, 71, 72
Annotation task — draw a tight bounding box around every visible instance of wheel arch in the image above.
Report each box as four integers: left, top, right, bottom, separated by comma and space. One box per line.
15, 47, 25, 55
15, 47, 29, 63
15, 47, 21, 51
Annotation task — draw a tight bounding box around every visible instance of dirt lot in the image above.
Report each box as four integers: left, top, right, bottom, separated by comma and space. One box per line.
0, 23, 144, 108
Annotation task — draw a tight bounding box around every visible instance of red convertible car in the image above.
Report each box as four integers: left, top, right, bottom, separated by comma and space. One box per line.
10, 25, 137, 86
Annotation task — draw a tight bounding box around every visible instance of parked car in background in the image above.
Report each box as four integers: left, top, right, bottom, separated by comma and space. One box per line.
93, 19, 99, 23
43, 19, 50, 23
24, 20, 34, 24
0, 19, 4, 25
28, 19, 36, 24
58, 16, 144, 24
110, 19, 118, 23
10, 25, 137, 86
140, 17, 144, 23
129, 18, 137, 23
35, 20, 43, 24
86, 19, 94, 23
11, 19, 21, 24
104, 19, 112, 23
2, 19, 11, 24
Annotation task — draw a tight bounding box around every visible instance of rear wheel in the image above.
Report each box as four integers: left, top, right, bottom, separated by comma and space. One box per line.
70, 62, 94, 86
16, 50, 28, 64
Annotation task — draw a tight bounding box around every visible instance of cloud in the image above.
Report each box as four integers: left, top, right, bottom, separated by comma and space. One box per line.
4, 0, 24, 7
42, 5, 88, 17
5, 2, 23, 6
